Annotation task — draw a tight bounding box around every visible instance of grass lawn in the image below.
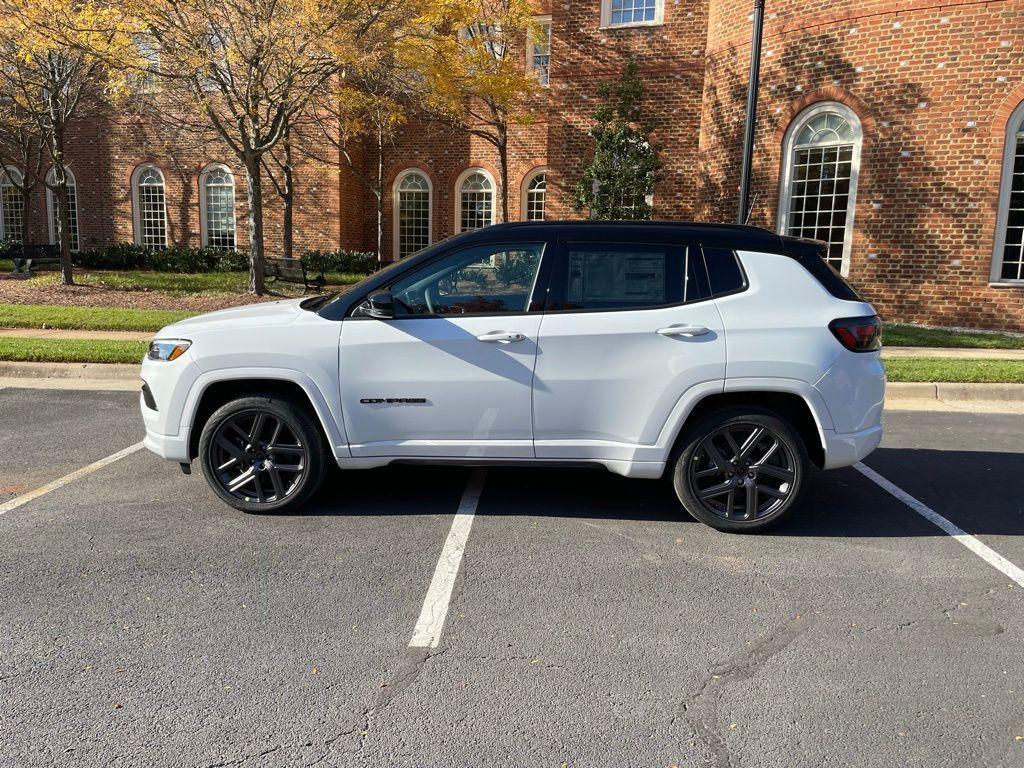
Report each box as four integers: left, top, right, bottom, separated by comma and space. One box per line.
0, 303, 194, 332
884, 357, 1024, 383
0, 337, 147, 364
885, 323, 1024, 349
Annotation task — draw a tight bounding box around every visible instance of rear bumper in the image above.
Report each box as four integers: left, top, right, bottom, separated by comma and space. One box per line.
821, 423, 883, 469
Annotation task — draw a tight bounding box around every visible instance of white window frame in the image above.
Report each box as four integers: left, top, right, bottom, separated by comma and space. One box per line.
46, 166, 79, 252
0, 166, 25, 243
454, 167, 496, 233
600, 0, 664, 29
198, 162, 236, 249
526, 16, 551, 86
392, 168, 433, 259
992, 99, 1024, 284
131, 163, 169, 248
777, 101, 863, 277
521, 167, 547, 221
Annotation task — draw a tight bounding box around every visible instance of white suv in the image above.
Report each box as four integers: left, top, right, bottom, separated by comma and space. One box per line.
140, 222, 884, 531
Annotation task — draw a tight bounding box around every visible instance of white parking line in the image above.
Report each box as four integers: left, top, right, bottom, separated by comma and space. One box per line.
409, 468, 487, 649
0, 442, 145, 516
855, 461, 1024, 588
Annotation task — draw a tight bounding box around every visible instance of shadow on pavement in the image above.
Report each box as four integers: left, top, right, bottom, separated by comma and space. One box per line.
283, 447, 1023, 539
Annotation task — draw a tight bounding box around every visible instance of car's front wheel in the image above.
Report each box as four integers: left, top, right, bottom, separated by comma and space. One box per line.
672, 408, 808, 532
198, 395, 329, 513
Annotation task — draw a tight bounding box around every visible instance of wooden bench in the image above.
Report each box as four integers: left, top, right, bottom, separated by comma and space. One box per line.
264, 257, 326, 292
10, 244, 60, 274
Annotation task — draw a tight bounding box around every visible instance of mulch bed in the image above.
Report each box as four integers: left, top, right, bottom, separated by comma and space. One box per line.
0, 278, 288, 312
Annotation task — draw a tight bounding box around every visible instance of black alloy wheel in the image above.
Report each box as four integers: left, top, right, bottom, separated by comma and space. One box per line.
199, 395, 328, 513
674, 409, 807, 532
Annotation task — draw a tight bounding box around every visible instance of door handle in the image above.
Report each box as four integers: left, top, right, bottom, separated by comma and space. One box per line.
476, 331, 526, 343
657, 324, 711, 337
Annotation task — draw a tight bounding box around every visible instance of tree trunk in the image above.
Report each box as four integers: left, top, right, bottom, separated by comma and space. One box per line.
51, 134, 73, 286
244, 156, 266, 295
281, 136, 294, 261
497, 123, 509, 223
376, 126, 384, 263
20, 190, 32, 246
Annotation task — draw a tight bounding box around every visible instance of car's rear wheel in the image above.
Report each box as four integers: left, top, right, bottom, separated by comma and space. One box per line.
672, 408, 807, 532
198, 395, 328, 513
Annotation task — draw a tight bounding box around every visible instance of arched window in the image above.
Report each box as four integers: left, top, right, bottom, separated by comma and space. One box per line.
132, 164, 168, 249
778, 103, 863, 275
394, 169, 432, 259
46, 167, 79, 252
0, 167, 25, 243
199, 163, 236, 249
457, 169, 495, 232
993, 100, 1024, 283
523, 170, 546, 221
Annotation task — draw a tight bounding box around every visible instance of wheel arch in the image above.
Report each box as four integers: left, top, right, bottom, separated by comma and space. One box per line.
666, 385, 829, 469
183, 371, 348, 461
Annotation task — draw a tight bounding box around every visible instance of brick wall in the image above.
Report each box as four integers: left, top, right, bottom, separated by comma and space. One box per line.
700, 0, 1024, 331
3, 0, 1023, 331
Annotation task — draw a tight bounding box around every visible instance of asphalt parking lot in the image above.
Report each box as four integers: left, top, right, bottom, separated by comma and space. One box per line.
2, 387, 1023, 768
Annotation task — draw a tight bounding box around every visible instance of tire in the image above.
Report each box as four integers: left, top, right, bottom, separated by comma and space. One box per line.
672, 407, 808, 532
198, 394, 329, 513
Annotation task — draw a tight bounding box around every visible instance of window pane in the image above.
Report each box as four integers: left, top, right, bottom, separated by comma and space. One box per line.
525, 172, 546, 221
609, 0, 657, 24
204, 168, 235, 250
398, 172, 431, 258
459, 172, 493, 232
557, 244, 702, 311
999, 135, 1024, 280
50, 181, 80, 252
787, 122, 856, 273
1, 179, 24, 243
703, 247, 745, 296
137, 169, 167, 249
532, 21, 551, 86
390, 243, 544, 316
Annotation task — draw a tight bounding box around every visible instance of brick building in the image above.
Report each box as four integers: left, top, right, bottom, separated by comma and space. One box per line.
2, 0, 1023, 331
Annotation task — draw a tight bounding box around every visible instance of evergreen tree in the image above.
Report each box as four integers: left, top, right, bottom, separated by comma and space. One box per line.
572, 60, 660, 220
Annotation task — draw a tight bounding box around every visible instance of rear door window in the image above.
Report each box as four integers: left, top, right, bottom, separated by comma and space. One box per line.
548, 242, 709, 311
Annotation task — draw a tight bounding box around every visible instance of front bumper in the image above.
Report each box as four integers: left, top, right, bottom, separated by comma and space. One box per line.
142, 419, 191, 462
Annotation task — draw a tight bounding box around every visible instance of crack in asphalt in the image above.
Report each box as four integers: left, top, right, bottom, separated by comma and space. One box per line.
201, 744, 284, 767
676, 610, 815, 768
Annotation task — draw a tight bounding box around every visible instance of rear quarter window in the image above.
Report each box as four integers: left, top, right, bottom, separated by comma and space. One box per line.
702, 247, 747, 297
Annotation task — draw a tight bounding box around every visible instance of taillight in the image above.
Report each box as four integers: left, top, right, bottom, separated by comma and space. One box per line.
829, 315, 882, 352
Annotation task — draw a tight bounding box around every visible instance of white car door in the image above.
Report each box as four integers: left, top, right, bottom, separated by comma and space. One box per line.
339, 241, 550, 458
532, 239, 728, 463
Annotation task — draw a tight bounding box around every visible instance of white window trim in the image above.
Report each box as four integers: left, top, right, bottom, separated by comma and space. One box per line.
991, 99, 1024, 284
454, 167, 496, 233
526, 16, 551, 86
198, 162, 236, 248
600, 0, 664, 29
0, 166, 23, 242
777, 101, 863, 277
131, 163, 168, 248
46, 166, 79, 252
520, 166, 547, 221
392, 168, 433, 259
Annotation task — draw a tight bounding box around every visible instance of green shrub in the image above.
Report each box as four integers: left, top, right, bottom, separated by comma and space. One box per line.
76, 243, 150, 270
73, 243, 248, 273
301, 249, 376, 275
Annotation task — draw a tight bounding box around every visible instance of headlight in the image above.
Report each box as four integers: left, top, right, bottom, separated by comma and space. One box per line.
147, 339, 191, 361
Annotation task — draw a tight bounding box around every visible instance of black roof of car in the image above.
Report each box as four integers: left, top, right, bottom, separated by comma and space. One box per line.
449, 220, 819, 254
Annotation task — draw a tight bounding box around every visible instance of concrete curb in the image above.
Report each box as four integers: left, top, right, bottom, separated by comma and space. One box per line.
0, 361, 140, 381
886, 381, 1024, 402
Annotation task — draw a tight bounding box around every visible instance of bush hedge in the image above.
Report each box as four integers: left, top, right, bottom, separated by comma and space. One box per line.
70, 244, 375, 275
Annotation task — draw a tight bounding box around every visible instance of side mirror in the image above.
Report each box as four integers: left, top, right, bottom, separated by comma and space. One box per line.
365, 289, 394, 319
